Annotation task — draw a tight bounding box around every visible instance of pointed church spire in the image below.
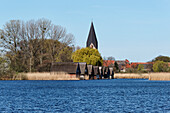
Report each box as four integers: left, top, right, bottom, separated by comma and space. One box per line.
86, 22, 98, 49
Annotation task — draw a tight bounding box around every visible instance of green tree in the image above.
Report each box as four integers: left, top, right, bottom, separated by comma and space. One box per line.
153, 61, 169, 72
153, 56, 170, 62
114, 61, 119, 72
137, 64, 144, 71
72, 47, 103, 66
56, 46, 73, 62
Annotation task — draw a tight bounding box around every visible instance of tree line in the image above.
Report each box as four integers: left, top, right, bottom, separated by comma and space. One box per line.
0, 19, 74, 75
152, 56, 170, 72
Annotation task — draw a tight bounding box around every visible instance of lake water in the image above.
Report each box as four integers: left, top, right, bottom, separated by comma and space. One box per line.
0, 79, 170, 112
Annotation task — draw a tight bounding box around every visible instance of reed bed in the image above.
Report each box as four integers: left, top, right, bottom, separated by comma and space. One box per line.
115, 73, 170, 81
114, 73, 149, 79
148, 73, 170, 81
4, 72, 170, 81
15, 72, 79, 80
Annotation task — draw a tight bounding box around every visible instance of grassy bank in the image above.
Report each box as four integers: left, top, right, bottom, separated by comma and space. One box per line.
114, 73, 170, 81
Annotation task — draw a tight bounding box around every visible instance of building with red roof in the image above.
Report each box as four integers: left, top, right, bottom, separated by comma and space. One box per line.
103, 59, 131, 72
103, 59, 154, 72
131, 62, 153, 70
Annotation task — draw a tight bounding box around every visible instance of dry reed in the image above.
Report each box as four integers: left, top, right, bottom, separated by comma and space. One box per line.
114, 73, 170, 81
148, 73, 170, 81
114, 73, 149, 79
3, 72, 170, 81
25, 72, 79, 80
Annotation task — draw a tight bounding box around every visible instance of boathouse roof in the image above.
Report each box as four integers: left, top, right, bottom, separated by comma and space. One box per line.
79, 62, 88, 75
87, 65, 94, 75
93, 66, 99, 75
51, 62, 80, 74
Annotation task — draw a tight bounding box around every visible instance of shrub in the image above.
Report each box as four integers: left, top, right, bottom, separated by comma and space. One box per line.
153, 61, 169, 72
126, 68, 137, 73
137, 64, 144, 71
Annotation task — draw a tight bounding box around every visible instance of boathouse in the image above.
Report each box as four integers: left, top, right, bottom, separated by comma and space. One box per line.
109, 67, 114, 79
87, 65, 94, 80
51, 62, 91, 80
99, 66, 103, 79
93, 66, 99, 79
51, 62, 81, 79
79, 62, 88, 80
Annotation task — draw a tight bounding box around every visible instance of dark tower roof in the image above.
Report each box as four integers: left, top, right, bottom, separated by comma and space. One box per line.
86, 22, 98, 49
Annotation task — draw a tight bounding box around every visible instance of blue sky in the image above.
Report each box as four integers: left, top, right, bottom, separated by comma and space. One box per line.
0, 0, 170, 62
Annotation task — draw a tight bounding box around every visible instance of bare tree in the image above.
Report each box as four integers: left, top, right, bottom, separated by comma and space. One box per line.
0, 18, 75, 72
0, 20, 24, 71
107, 56, 115, 61
48, 25, 74, 63
48, 25, 66, 62
0, 20, 22, 53
37, 19, 51, 65
25, 20, 40, 72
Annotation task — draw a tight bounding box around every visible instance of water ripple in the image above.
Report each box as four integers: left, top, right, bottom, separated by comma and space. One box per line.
0, 79, 170, 112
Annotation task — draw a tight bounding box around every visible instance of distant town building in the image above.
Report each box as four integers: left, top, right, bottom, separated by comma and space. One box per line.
116, 59, 131, 72
131, 62, 153, 71
168, 63, 170, 67
103, 59, 131, 72
86, 22, 98, 49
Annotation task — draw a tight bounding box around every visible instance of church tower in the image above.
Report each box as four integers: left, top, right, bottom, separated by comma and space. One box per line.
86, 22, 98, 49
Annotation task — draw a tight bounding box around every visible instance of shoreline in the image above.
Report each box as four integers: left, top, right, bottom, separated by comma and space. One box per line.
1, 72, 170, 81
114, 72, 170, 81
